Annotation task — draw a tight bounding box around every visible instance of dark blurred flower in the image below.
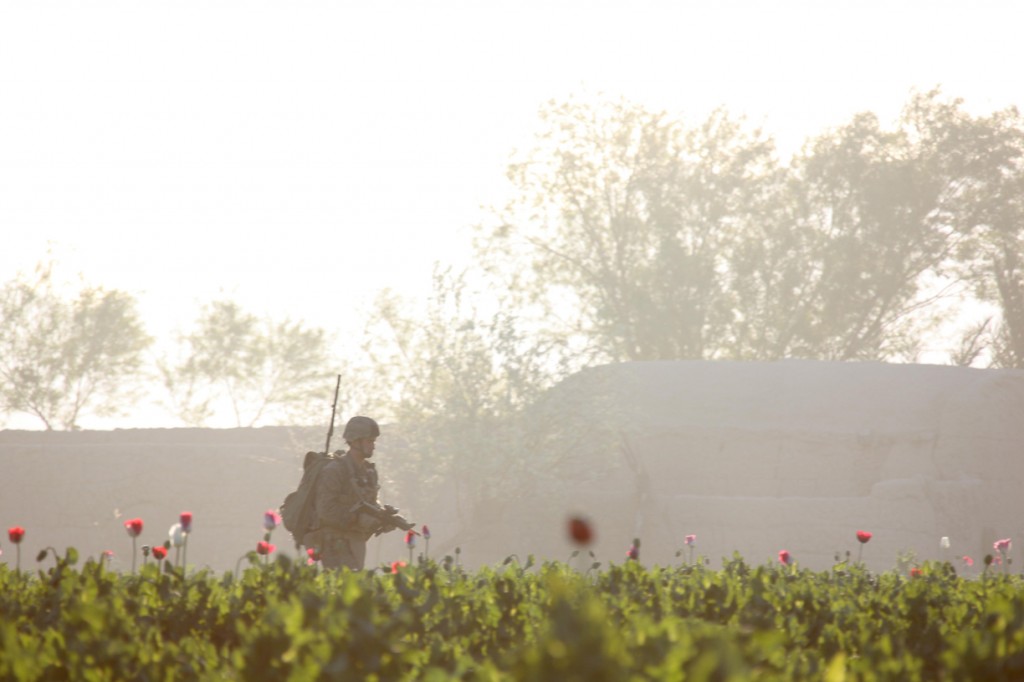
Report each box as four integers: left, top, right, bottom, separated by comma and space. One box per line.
568, 517, 593, 546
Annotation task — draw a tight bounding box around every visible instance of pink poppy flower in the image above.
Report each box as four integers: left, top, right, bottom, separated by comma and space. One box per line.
257, 541, 276, 556
778, 549, 791, 565
179, 511, 193, 533
404, 530, 418, 548
152, 546, 168, 560
307, 547, 320, 562
8, 527, 25, 544
962, 555, 974, 567
684, 534, 696, 546
263, 510, 282, 531
856, 530, 872, 544
124, 518, 144, 538
994, 538, 1012, 553
626, 543, 639, 561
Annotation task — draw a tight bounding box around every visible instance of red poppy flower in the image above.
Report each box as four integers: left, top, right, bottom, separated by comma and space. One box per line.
124, 518, 144, 538
778, 549, 791, 565
257, 540, 276, 556
404, 530, 418, 548
421, 525, 431, 540
856, 530, 872, 544
626, 544, 639, 561
391, 560, 407, 574
910, 567, 922, 578
568, 517, 593, 545
7, 527, 24, 544
307, 547, 320, 562
179, 511, 193, 533
152, 546, 168, 560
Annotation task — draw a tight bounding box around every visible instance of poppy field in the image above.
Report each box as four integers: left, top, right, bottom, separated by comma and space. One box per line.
3, 541, 1024, 682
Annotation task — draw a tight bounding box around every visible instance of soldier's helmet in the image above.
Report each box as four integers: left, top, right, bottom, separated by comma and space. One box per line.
343, 416, 380, 441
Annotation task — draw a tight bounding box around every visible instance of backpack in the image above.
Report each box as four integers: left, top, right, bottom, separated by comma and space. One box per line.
280, 450, 336, 546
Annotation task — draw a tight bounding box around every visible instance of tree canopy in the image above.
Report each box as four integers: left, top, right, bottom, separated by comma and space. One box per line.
476, 90, 1024, 367
159, 300, 332, 427
0, 263, 151, 429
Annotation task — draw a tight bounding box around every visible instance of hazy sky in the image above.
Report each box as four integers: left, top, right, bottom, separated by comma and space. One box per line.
2, 1, 1022, 427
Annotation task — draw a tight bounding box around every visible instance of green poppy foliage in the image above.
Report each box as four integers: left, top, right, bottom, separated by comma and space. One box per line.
1, 553, 1023, 680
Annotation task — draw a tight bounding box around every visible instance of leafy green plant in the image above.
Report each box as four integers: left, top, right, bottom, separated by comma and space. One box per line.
3, 552, 1024, 680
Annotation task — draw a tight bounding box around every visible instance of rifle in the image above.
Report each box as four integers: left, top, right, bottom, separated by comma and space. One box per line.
324, 374, 342, 454
350, 500, 416, 534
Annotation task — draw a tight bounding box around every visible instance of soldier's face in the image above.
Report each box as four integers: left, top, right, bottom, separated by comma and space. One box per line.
355, 437, 377, 459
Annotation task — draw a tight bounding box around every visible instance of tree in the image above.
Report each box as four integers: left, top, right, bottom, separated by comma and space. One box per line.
160, 300, 333, 427
479, 92, 1024, 364
948, 104, 1024, 367
732, 91, 1006, 361
361, 267, 560, 524
476, 96, 782, 364
0, 262, 151, 430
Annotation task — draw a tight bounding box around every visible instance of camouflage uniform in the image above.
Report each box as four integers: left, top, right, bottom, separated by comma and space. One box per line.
309, 451, 382, 570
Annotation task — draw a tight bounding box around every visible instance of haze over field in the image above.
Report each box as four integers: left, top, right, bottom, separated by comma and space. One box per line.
2, 1, 1023, 429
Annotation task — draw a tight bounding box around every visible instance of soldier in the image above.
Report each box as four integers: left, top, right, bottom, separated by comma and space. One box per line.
309, 416, 412, 570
